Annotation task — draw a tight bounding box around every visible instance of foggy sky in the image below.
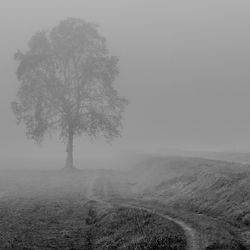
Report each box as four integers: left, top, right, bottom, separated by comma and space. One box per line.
1, 1, 250, 166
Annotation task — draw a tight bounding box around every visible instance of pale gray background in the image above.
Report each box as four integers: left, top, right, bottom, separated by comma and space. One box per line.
1, 1, 250, 167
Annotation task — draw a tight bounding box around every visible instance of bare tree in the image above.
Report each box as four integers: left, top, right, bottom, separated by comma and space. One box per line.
12, 18, 127, 170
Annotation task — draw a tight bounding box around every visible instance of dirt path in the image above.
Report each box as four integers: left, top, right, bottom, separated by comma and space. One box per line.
88, 196, 202, 249
117, 203, 202, 250
85, 172, 201, 249
86, 171, 99, 198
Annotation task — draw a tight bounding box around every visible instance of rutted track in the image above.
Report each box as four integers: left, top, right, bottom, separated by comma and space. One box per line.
87, 171, 202, 250
119, 203, 202, 250
0, 168, 247, 249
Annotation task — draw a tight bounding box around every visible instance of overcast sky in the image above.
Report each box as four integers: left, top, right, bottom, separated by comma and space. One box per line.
1, 1, 250, 166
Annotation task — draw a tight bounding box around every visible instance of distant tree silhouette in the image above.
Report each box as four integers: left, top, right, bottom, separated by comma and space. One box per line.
12, 18, 127, 170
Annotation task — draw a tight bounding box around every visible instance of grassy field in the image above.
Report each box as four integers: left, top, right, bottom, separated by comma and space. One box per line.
0, 170, 186, 249
0, 155, 250, 249
0, 196, 187, 249
126, 156, 250, 248
128, 156, 250, 225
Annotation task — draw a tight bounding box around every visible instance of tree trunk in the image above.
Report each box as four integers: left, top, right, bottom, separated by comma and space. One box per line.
64, 129, 75, 170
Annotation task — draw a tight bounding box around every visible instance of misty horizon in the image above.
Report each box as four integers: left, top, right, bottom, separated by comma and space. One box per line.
1, 1, 250, 168
1, 2, 250, 249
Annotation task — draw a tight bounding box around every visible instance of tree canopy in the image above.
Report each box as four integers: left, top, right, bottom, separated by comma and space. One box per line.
12, 18, 127, 169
